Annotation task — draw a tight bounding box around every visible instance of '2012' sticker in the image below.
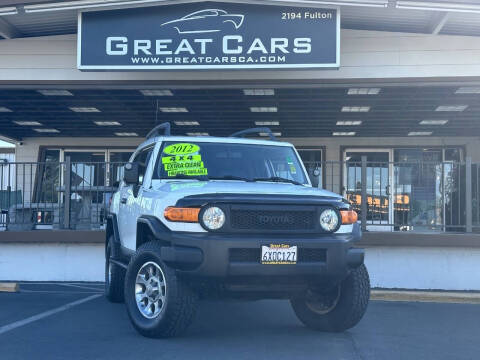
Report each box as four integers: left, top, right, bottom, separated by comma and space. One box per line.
164, 143, 200, 156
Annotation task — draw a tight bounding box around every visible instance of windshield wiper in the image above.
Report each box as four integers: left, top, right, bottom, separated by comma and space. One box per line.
207, 175, 253, 182
252, 176, 303, 186
166, 174, 301, 185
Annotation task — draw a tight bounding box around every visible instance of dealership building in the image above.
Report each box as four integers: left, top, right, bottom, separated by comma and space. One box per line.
0, 0, 480, 290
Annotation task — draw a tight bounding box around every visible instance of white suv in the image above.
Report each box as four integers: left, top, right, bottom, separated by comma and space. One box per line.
106, 123, 369, 338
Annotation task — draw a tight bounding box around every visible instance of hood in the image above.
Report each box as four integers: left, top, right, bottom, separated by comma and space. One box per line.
152, 180, 342, 202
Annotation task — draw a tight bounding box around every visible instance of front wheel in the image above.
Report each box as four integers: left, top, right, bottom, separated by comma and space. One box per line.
291, 264, 370, 332
124, 242, 198, 338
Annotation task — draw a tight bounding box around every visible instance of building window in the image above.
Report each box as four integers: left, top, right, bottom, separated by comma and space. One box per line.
394, 148, 463, 232
32, 147, 134, 228
343, 147, 464, 232
36, 149, 61, 204
65, 152, 106, 201
109, 151, 133, 186
297, 148, 323, 188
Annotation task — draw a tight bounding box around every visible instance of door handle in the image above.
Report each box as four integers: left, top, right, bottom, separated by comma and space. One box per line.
120, 198, 127, 204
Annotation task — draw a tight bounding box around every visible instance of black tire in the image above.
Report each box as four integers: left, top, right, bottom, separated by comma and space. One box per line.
291, 264, 370, 332
105, 237, 125, 303
124, 241, 198, 338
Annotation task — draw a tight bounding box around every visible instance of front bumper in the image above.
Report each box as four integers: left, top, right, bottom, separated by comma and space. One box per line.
155, 220, 364, 282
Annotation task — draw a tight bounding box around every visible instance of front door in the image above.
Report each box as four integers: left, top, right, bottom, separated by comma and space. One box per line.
117, 145, 155, 250
344, 149, 393, 231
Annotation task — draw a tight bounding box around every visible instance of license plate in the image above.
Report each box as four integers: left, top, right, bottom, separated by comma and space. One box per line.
261, 245, 297, 265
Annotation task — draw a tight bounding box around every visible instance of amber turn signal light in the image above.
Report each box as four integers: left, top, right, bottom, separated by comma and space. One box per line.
340, 210, 358, 224
164, 207, 200, 223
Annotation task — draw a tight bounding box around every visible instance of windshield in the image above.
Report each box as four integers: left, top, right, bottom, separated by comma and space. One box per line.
153, 141, 308, 185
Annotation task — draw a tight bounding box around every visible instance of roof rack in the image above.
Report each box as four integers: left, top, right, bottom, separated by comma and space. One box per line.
146, 122, 171, 139
229, 127, 277, 141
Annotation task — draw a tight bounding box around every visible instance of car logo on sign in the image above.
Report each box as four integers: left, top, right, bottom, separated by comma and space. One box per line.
160, 8, 245, 34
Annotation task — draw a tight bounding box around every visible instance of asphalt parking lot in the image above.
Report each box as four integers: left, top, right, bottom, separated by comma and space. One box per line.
0, 283, 479, 360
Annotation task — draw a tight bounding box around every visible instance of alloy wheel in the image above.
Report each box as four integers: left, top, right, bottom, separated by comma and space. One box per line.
135, 261, 167, 319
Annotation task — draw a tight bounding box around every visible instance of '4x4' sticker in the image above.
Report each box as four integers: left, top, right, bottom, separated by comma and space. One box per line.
162, 155, 202, 164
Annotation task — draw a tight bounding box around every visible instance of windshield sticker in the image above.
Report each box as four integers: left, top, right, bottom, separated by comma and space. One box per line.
162, 154, 202, 164
167, 168, 208, 177
164, 160, 204, 172
162, 151, 207, 177
286, 157, 297, 174
164, 143, 200, 156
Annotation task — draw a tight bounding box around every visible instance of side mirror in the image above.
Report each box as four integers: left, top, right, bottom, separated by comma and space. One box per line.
313, 168, 321, 177
123, 162, 139, 185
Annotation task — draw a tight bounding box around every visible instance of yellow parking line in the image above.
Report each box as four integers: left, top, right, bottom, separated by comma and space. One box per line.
0, 283, 19, 293
371, 290, 480, 304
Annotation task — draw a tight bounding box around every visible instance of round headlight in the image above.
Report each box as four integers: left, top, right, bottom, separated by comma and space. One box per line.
202, 206, 226, 230
319, 209, 339, 232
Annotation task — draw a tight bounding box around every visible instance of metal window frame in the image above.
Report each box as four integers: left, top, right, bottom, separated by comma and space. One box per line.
396, 1, 480, 14
343, 148, 394, 231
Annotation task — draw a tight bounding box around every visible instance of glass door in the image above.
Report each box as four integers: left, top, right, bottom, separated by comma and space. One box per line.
61, 150, 108, 229
62, 150, 107, 191
344, 149, 393, 231
107, 150, 134, 187
297, 148, 322, 188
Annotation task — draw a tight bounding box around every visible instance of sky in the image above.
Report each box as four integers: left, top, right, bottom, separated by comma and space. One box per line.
0, 140, 15, 148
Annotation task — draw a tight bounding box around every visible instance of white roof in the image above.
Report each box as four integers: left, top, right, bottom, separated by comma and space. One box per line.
137, 135, 292, 150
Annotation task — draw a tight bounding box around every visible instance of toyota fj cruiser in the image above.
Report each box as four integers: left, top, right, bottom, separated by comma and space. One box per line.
106, 123, 370, 338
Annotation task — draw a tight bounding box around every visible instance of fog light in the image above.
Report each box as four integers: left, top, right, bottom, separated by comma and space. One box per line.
202, 206, 225, 230
319, 209, 339, 232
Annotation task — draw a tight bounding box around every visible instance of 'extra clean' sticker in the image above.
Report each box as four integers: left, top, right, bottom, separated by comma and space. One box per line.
163, 143, 200, 156
164, 161, 204, 172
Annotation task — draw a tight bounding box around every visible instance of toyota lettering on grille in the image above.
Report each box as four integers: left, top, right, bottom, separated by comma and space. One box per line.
257, 214, 295, 225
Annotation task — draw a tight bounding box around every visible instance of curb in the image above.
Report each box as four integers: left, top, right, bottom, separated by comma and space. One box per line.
0, 283, 19, 293
371, 290, 480, 304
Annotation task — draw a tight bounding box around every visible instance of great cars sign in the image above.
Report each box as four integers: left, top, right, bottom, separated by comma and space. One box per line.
77, 2, 339, 70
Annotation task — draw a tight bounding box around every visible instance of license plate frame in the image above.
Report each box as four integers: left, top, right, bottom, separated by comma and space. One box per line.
261, 244, 297, 265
